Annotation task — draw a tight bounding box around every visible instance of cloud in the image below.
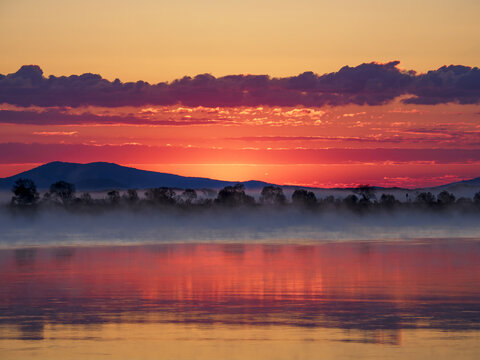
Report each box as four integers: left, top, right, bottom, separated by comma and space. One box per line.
32, 131, 78, 136
224, 135, 454, 144
0, 62, 478, 108
404, 65, 480, 105
0, 109, 213, 125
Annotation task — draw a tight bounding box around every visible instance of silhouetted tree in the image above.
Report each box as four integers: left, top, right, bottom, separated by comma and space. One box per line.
80, 192, 93, 205
292, 189, 317, 208
181, 189, 197, 204
474, 192, 480, 206
379, 194, 397, 209
11, 178, 39, 206
343, 194, 359, 209
123, 189, 139, 204
145, 187, 177, 205
437, 191, 455, 206
49, 181, 76, 204
107, 190, 121, 205
215, 183, 255, 207
353, 184, 376, 201
260, 186, 286, 206
415, 192, 436, 207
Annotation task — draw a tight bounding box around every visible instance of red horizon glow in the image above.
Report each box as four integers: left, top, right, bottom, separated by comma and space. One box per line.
0, 100, 479, 188
1, 62, 479, 188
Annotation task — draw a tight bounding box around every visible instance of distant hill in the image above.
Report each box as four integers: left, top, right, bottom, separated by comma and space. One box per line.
426, 176, 480, 198
444, 177, 480, 187
0, 162, 271, 191
1, 162, 479, 197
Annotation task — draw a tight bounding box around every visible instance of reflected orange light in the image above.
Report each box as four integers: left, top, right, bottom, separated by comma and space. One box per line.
2, 241, 480, 305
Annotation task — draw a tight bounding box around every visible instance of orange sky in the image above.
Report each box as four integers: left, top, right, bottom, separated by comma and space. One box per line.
1, 100, 479, 187
1, 0, 479, 82
0, 1, 479, 187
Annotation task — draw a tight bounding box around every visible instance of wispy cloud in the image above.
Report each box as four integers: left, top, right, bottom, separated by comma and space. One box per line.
224, 135, 453, 144
32, 131, 78, 136
0, 109, 214, 126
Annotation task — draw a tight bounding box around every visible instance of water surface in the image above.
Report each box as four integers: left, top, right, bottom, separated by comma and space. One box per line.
1, 239, 480, 359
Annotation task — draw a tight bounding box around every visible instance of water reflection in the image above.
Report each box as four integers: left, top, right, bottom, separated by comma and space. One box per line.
1, 239, 480, 358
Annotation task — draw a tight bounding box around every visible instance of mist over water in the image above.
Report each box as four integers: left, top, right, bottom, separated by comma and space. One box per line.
1, 207, 480, 247
2, 185, 480, 360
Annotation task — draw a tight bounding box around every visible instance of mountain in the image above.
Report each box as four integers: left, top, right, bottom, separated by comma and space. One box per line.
427, 176, 480, 198
427, 176, 480, 192
445, 177, 480, 186
1, 161, 479, 196
0, 162, 271, 191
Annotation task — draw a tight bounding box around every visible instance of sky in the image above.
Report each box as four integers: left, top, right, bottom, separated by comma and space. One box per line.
0, 0, 479, 188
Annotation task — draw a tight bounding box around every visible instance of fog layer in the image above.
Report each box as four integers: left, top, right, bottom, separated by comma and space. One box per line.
1, 207, 479, 248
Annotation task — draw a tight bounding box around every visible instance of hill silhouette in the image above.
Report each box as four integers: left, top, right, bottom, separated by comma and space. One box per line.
1, 162, 479, 194
0, 162, 271, 191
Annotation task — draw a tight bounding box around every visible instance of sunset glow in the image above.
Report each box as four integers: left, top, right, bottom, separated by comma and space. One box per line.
1, 1, 479, 187
0, 99, 479, 187
2, 2, 480, 359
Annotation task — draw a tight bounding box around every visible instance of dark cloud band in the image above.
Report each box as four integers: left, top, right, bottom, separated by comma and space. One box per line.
0, 61, 478, 108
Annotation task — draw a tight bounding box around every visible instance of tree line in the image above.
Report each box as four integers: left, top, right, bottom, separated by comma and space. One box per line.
7, 178, 480, 213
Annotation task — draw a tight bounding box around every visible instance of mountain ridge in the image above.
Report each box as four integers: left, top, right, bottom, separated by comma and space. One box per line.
0, 161, 479, 192
0, 161, 271, 191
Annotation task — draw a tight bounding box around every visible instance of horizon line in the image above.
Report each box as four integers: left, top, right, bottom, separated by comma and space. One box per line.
1, 160, 477, 191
